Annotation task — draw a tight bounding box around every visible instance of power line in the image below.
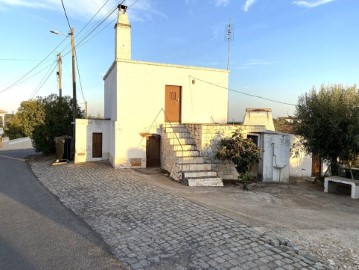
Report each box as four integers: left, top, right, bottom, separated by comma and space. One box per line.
129, 0, 141, 8
30, 62, 58, 99
60, 0, 72, 30
74, 49, 86, 103
0, 59, 54, 62
190, 76, 296, 107
77, 0, 113, 37
0, 37, 68, 94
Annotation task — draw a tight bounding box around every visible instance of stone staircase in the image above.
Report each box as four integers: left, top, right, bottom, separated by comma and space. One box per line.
162, 124, 223, 187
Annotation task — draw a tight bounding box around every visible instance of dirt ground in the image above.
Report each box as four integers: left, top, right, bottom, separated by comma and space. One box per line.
136, 169, 359, 270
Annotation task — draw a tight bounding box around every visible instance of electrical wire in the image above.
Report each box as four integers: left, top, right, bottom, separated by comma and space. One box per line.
0, 36, 68, 94
0, 59, 54, 62
57, 0, 116, 55
190, 76, 296, 107
74, 49, 86, 103
60, 0, 72, 30
77, 0, 113, 37
30, 62, 58, 99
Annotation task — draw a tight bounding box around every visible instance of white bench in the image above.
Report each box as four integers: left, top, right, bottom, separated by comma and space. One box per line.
324, 176, 359, 199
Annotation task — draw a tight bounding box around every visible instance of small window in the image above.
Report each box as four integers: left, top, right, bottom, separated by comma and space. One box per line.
247, 134, 259, 146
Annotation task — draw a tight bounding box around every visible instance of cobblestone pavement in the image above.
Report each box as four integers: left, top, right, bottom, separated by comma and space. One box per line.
31, 160, 326, 270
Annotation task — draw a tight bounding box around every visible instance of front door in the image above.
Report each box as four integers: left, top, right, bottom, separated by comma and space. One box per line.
165, 85, 181, 122
92, 133, 102, 158
312, 155, 321, 177
146, 135, 161, 167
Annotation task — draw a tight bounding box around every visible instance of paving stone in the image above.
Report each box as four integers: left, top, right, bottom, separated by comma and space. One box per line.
31, 160, 323, 270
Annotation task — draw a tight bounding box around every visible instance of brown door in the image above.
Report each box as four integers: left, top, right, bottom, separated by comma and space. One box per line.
165, 85, 181, 122
92, 133, 102, 158
312, 155, 321, 177
146, 135, 161, 167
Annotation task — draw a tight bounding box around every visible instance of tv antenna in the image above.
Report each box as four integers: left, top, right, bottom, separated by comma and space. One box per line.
226, 18, 233, 70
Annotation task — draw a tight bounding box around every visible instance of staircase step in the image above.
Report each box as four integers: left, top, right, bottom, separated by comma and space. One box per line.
166, 132, 191, 139
183, 171, 218, 178
173, 145, 196, 151
177, 156, 204, 164
180, 163, 212, 171
169, 138, 195, 145
175, 150, 200, 157
187, 177, 224, 187
164, 127, 188, 133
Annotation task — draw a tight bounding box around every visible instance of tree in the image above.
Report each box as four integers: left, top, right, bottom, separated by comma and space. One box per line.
3, 114, 24, 139
273, 117, 294, 134
17, 100, 45, 137
216, 131, 261, 190
32, 94, 84, 154
294, 84, 359, 175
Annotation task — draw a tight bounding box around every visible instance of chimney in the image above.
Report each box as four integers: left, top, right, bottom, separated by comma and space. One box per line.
115, 5, 131, 60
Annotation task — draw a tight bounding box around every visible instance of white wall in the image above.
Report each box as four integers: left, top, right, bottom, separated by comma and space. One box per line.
290, 135, 313, 178
262, 132, 291, 182
75, 119, 111, 163
104, 59, 229, 168
104, 63, 117, 120
243, 109, 275, 131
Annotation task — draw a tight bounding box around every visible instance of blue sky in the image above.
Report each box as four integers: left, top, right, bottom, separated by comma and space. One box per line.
0, 0, 358, 121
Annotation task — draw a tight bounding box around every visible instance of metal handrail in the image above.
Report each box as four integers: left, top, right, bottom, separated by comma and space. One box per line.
136, 108, 185, 181
161, 108, 185, 182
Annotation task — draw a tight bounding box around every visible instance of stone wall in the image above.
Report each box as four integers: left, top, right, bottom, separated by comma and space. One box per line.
160, 128, 182, 182
185, 124, 266, 180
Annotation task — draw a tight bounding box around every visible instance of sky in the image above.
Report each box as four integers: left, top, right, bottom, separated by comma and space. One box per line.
0, 0, 358, 121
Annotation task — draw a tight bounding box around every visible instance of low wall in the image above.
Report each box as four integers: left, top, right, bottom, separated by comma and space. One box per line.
185, 124, 266, 180
160, 127, 182, 181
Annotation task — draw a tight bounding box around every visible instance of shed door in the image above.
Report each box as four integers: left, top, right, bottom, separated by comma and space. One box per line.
146, 135, 161, 167
92, 133, 102, 158
312, 155, 321, 177
165, 85, 181, 123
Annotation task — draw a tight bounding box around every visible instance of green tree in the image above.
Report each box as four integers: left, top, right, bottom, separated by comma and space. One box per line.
294, 84, 359, 175
17, 100, 45, 137
273, 117, 294, 134
32, 94, 84, 154
216, 131, 261, 190
3, 114, 24, 139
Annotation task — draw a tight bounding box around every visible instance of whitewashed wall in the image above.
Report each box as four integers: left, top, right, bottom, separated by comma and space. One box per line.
75, 119, 111, 163
104, 63, 117, 120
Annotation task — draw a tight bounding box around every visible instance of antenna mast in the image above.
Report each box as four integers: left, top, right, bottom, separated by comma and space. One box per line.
226, 18, 232, 70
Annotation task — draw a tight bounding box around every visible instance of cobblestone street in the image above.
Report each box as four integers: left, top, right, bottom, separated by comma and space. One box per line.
31, 160, 325, 270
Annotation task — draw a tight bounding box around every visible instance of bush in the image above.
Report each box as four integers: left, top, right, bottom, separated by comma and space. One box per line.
216, 131, 261, 190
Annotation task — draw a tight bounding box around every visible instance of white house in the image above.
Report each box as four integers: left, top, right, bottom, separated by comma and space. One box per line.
75, 5, 228, 171
0, 109, 6, 128
75, 6, 294, 186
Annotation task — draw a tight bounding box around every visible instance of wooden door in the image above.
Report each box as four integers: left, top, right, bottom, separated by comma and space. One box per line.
165, 85, 181, 122
312, 155, 321, 177
146, 135, 161, 167
92, 133, 102, 158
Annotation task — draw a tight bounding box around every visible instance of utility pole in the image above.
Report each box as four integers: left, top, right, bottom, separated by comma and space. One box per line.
70, 27, 77, 157
57, 53, 62, 97
85, 101, 88, 118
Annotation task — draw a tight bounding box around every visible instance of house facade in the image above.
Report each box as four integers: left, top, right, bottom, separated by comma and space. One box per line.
75, 5, 228, 170
75, 5, 292, 186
